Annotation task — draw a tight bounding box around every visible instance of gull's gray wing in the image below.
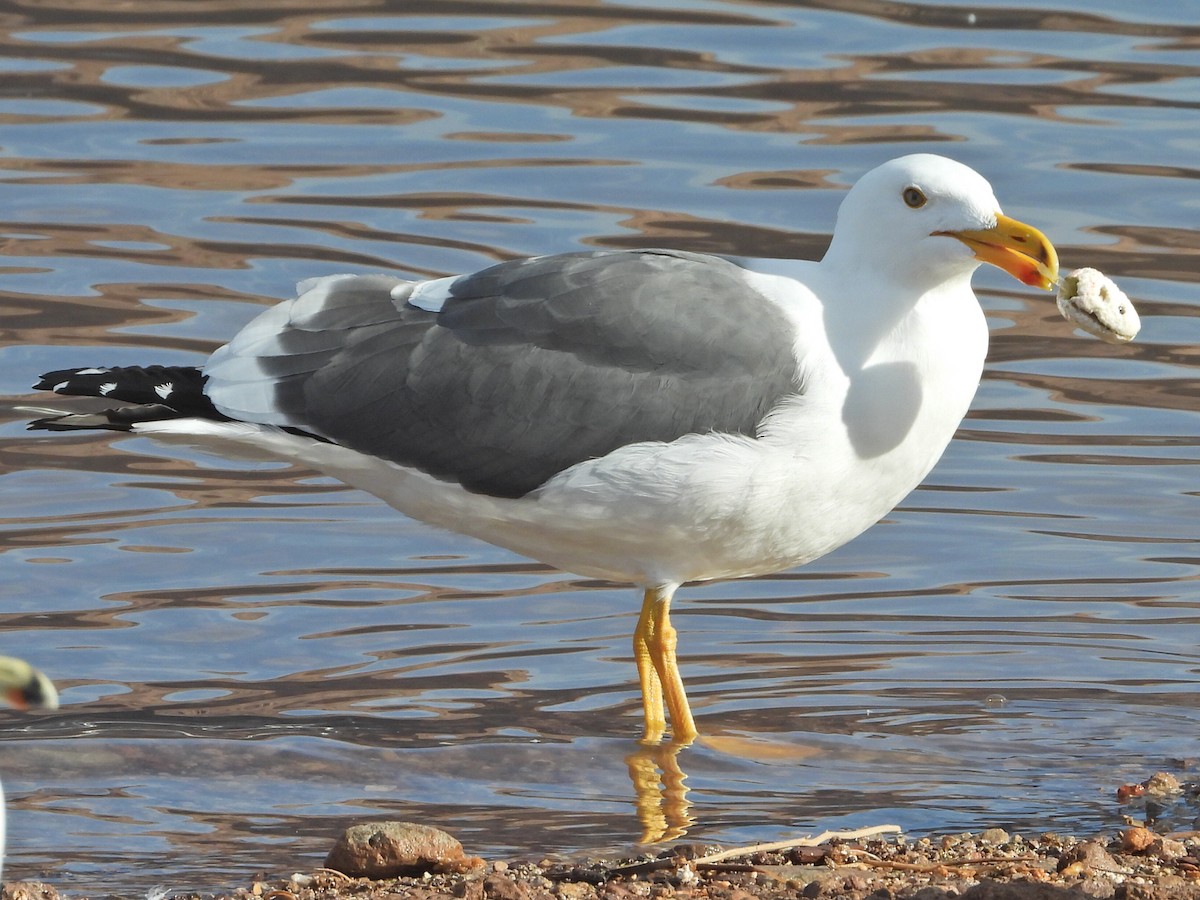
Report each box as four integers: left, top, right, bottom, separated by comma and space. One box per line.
204, 249, 802, 498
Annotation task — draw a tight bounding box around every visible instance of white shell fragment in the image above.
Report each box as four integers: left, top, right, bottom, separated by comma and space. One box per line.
1056, 267, 1140, 343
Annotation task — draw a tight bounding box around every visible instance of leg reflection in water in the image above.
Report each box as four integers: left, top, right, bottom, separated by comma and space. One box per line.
626, 740, 693, 843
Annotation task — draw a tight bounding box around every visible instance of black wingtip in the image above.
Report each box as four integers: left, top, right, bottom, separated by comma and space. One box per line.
30, 364, 221, 419
33, 373, 67, 393
34, 367, 111, 399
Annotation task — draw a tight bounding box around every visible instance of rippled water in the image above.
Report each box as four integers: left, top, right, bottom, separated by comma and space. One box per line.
1, 1, 1198, 893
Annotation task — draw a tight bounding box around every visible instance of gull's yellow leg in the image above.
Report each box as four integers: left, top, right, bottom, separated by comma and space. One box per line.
634, 588, 666, 743
648, 586, 697, 743
635, 585, 697, 744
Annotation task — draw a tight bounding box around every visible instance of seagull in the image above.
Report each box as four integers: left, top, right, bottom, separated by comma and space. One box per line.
29, 154, 1057, 744
0, 656, 58, 883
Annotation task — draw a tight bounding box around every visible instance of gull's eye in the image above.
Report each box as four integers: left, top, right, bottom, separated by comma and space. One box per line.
903, 186, 927, 209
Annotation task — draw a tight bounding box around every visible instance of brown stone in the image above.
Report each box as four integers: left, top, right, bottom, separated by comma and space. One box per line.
454, 881, 485, 900
554, 884, 596, 900
325, 821, 481, 878
483, 874, 531, 900
846, 874, 871, 892
1123, 827, 1158, 854
1, 885, 61, 900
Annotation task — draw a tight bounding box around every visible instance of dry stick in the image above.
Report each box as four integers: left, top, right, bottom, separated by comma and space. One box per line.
693, 825, 903, 866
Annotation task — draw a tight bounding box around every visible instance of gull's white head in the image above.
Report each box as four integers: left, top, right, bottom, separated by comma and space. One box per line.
823, 154, 1058, 293
0, 656, 58, 711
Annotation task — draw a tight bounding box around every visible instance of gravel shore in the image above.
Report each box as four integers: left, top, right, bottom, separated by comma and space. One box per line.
6, 774, 1198, 900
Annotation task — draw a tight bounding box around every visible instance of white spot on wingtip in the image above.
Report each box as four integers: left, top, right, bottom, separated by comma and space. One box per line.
99, 382, 117, 396
405, 274, 459, 313
154, 382, 174, 399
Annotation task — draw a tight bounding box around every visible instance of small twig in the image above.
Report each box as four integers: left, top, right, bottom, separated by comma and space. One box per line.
692, 824, 902, 866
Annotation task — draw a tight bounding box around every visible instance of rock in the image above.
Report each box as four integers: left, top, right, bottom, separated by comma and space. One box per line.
453, 881, 484, 900
800, 875, 842, 898
961, 880, 1106, 900
1144, 772, 1182, 797
1079, 877, 1118, 899
1153, 836, 1187, 860
602, 884, 639, 900
483, 874, 531, 900
980, 828, 1011, 845
1056, 840, 1120, 875
845, 874, 871, 892
325, 821, 483, 878
1121, 881, 1200, 900
1117, 783, 1147, 802
1, 885, 60, 900
1122, 826, 1157, 853
554, 883, 595, 900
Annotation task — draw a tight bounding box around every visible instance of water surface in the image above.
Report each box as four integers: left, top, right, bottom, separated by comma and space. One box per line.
1, 1, 1199, 893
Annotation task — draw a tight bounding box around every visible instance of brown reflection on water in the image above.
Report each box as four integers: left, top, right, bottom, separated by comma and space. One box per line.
0, 2, 770, 124
0, 157, 407, 192
0, 0, 1189, 143
800, 1, 1196, 38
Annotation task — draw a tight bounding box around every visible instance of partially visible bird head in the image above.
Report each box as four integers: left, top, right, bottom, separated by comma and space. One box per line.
0, 656, 58, 711
826, 153, 1058, 293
